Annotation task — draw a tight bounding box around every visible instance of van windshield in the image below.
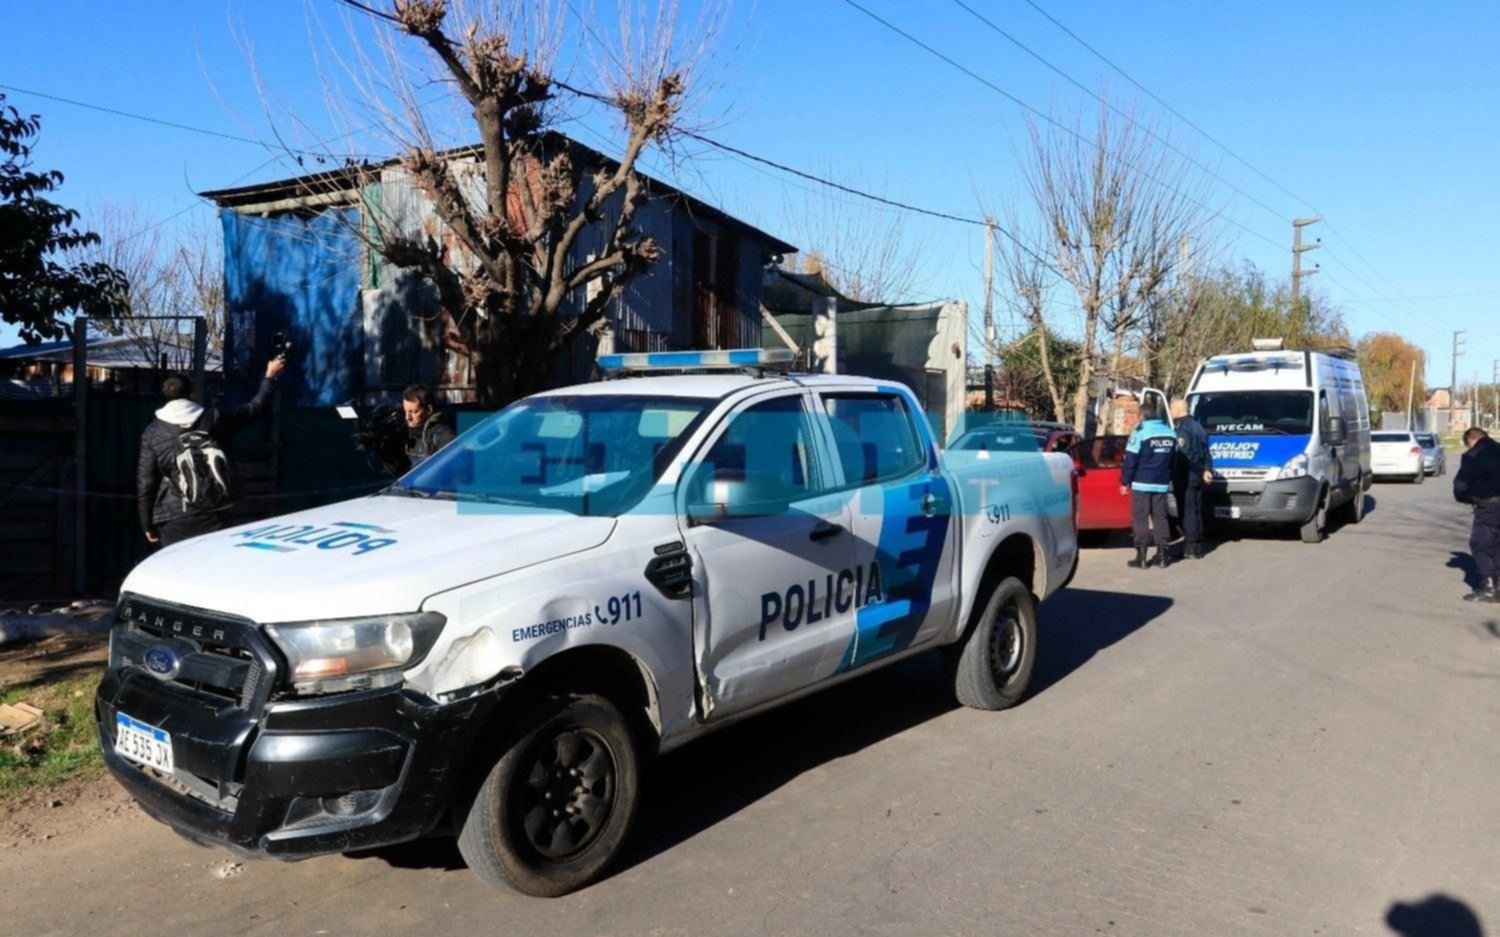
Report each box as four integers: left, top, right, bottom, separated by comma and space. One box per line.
395, 394, 711, 516
1191, 391, 1314, 436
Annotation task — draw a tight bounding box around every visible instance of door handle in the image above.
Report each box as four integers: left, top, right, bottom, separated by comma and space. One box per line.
921, 492, 938, 517
809, 522, 845, 542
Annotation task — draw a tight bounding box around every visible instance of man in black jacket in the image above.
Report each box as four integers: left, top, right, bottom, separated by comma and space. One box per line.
1453, 427, 1500, 601
137, 356, 284, 547
1171, 398, 1216, 559
402, 384, 456, 470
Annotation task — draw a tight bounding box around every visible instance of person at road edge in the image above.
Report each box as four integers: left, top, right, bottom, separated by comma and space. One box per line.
1453, 426, 1500, 602
1121, 399, 1178, 569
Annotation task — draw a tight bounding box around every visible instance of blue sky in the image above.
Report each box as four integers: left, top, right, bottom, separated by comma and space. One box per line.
4, 0, 1497, 386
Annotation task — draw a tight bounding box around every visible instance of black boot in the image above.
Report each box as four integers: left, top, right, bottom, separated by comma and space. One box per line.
1464, 575, 1497, 602
1185, 542, 1203, 560
1153, 546, 1172, 569
1127, 547, 1149, 569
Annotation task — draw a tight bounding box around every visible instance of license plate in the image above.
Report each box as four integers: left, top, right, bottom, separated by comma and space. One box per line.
1215, 506, 1240, 519
114, 713, 174, 773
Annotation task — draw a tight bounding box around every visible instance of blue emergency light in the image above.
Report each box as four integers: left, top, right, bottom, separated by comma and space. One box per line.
598, 348, 795, 375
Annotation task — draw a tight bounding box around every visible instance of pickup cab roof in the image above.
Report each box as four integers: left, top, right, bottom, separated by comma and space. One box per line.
532, 372, 895, 401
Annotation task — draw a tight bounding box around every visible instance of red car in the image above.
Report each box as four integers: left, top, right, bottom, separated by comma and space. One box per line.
950, 423, 1176, 533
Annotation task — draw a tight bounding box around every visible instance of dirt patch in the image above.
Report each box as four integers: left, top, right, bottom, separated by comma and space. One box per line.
0, 771, 137, 850
0, 632, 110, 810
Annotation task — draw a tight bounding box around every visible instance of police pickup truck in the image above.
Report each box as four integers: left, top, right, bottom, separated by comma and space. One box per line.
97, 349, 1078, 897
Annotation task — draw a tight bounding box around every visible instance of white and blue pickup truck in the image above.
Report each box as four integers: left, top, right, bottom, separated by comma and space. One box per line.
97, 349, 1078, 896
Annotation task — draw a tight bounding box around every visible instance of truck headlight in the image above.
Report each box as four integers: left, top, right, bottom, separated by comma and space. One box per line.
265, 612, 446, 695
1277, 453, 1310, 480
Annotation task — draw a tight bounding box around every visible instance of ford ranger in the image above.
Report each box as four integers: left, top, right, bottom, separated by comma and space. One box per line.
96, 349, 1078, 896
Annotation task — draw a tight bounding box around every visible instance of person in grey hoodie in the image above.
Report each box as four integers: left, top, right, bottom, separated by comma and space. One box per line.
136, 355, 285, 547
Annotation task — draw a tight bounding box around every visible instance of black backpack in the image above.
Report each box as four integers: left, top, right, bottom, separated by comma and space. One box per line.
172, 427, 233, 512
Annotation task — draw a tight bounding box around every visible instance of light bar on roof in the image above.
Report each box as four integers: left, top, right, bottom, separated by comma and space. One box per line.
598, 348, 795, 374
1206, 351, 1305, 371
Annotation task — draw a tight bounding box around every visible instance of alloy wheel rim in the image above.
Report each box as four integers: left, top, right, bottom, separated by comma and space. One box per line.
516, 727, 617, 861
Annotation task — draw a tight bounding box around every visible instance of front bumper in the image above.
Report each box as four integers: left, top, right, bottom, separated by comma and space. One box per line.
1203, 475, 1321, 525
96, 666, 499, 860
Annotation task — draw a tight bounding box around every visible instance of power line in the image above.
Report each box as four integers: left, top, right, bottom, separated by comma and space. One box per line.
836, 0, 1287, 254
1012, 1, 1457, 331
950, 0, 1292, 225
1017, 0, 1317, 213
0, 82, 279, 150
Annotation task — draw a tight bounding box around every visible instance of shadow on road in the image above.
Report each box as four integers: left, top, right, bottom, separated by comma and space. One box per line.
1030, 588, 1173, 697
1386, 893, 1484, 936
359, 587, 1174, 880
1448, 551, 1480, 590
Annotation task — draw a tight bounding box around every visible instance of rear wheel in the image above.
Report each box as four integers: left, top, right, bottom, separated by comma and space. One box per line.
1414, 470, 1425, 485
1340, 476, 1366, 525
456, 693, 641, 897
949, 576, 1038, 711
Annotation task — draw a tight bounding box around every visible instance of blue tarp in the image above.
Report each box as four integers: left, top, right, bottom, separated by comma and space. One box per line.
222, 208, 363, 406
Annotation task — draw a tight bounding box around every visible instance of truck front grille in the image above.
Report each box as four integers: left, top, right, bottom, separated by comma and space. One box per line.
112, 596, 280, 712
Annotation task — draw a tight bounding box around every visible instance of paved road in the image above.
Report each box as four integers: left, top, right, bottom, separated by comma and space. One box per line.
4, 478, 1497, 936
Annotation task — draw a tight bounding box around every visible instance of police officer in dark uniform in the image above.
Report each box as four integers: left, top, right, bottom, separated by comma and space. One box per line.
1171, 398, 1215, 559
1453, 427, 1500, 601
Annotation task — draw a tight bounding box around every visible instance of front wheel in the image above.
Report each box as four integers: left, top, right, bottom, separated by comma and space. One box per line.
1300, 492, 1328, 543
456, 693, 641, 897
949, 576, 1038, 711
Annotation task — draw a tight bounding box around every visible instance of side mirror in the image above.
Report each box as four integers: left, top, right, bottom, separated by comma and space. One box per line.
685, 469, 794, 524
1326, 417, 1347, 447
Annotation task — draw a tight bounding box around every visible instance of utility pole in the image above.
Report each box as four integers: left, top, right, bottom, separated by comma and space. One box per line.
1452, 330, 1466, 430
1291, 216, 1322, 303
982, 218, 996, 411
1492, 359, 1499, 429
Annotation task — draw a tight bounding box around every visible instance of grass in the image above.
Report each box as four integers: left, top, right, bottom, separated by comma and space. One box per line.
0, 669, 105, 799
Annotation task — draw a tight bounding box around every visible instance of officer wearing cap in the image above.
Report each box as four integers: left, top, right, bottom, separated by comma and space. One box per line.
1453, 427, 1500, 601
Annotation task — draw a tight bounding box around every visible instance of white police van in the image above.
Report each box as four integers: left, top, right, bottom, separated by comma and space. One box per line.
98, 349, 1079, 896
1187, 339, 1371, 543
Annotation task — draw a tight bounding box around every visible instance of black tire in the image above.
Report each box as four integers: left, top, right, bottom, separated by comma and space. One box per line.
1340, 476, 1366, 525
456, 693, 641, 897
949, 576, 1038, 711
1414, 470, 1425, 485
1299, 491, 1327, 543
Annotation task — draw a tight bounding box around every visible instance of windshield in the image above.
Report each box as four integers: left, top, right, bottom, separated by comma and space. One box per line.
1415, 434, 1437, 446
951, 427, 1046, 453
1192, 391, 1314, 436
397, 394, 711, 517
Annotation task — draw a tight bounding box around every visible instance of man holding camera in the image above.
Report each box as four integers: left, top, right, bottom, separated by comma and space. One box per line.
403, 384, 456, 469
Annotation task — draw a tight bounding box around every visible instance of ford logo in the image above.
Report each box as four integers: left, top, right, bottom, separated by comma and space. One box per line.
142, 645, 181, 681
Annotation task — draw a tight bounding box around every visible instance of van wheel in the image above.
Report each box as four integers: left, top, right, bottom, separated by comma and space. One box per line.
1341, 477, 1366, 524
949, 577, 1038, 711
1299, 493, 1327, 543
456, 693, 640, 897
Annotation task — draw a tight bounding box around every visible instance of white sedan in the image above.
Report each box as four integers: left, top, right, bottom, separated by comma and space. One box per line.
1370, 431, 1425, 483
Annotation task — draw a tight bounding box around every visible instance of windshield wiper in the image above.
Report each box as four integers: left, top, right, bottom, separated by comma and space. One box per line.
384, 483, 435, 498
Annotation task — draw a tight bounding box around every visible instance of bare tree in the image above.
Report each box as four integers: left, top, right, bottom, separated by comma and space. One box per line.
993, 210, 1067, 421
70, 204, 225, 377
249, 0, 722, 406
782, 183, 929, 303
1012, 100, 1215, 429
